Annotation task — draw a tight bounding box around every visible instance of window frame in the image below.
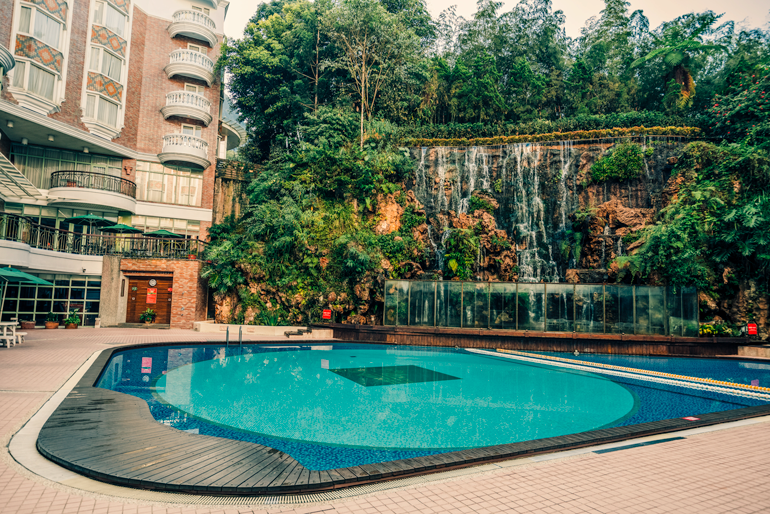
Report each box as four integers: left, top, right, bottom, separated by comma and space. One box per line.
191, 5, 211, 15
89, 45, 123, 82
181, 124, 202, 138
187, 43, 203, 53
17, 5, 63, 50
84, 92, 121, 128
93, 0, 127, 37
11, 60, 57, 101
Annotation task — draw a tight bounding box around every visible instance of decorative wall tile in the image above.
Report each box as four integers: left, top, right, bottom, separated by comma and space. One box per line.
21, 0, 68, 23
91, 26, 127, 57
87, 71, 123, 101
108, 0, 130, 15
15, 35, 63, 73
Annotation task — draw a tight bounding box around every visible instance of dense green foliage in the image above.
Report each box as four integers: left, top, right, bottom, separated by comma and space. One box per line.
618, 142, 770, 292
210, 0, 770, 324
591, 142, 653, 182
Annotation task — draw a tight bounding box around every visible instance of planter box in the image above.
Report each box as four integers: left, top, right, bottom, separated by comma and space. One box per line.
64, 323, 78, 330
45, 321, 59, 329
20, 321, 35, 330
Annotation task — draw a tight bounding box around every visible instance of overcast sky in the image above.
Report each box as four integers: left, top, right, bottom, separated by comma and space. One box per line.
224, 0, 770, 40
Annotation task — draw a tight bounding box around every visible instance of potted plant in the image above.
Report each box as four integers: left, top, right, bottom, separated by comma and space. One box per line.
20, 318, 35, 330
63, 311, 81, 329
45, 312, 59, 329
140, 308, 156, 325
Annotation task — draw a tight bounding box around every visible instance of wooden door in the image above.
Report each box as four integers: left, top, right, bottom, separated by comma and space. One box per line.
126, 277, 173, 324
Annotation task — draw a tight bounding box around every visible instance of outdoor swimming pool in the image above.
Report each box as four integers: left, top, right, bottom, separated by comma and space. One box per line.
96, 343, 770, 470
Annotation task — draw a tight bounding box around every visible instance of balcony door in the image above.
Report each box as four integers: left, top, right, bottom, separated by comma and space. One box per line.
126, 277, 173, 324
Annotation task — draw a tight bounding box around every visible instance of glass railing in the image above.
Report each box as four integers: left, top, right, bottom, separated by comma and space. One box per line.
0, 213, 205, 259
384, 280, 699, 337
50, 171, 137, 198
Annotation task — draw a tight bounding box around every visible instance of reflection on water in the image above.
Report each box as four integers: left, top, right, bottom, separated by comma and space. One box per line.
97, 344, 764, 470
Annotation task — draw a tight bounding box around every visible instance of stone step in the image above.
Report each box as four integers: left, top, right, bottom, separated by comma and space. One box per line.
738, 345, 770, 358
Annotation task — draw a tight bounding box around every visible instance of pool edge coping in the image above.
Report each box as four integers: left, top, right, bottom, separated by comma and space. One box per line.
28, 341, 770, 497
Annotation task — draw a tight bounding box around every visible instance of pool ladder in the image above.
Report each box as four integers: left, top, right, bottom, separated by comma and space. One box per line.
224, 327, 243, 347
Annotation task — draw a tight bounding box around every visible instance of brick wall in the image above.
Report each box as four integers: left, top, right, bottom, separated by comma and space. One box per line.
49, 0, 88, 130
117, 6, 146, 148
0, 0, 13, 51
124, 8, 221, 215
119, 258, 207, 329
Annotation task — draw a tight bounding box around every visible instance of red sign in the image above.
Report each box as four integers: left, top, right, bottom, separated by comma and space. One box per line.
168, 288, 173, 292
748, 323, 758, 335
146, 288, 157, 304
322, 309, 332, 320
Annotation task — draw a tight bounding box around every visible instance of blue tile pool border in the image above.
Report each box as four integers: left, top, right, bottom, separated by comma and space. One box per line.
37, 340, 770, 496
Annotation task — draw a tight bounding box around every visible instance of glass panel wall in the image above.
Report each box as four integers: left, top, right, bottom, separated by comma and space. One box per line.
1, 274, 100, 325
11, 144, 122, 189
436, 281, 462, 327
135, 161, 203, 207
384, 281, 699, 337
546, 284, 574, 332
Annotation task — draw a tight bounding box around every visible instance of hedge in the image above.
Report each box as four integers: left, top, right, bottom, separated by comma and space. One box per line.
404, 126, 702, 148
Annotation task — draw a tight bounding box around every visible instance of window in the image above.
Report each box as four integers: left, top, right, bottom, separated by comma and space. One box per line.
134, 161, 203, 207
89, 46, 122, 82
191, 6, 210, 15
93, 1, 126, 37
10, 144, 122, 189
0, 273, 102, 326
85, 94, 119, 127
18, 6, 62, 49
185, 84, 203, 93
187, 44, 202, 53
182, 124, 202, 138
13, 61, 55, 100
131, 216, 201, 238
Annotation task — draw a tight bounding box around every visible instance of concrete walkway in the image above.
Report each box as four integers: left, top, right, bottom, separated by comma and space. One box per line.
1, 328, 769, 514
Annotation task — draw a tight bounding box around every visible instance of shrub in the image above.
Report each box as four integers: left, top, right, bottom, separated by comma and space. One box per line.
591, 142, 653, 183
468, 196, 495, 213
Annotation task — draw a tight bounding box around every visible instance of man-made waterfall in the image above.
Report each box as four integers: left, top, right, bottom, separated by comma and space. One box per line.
410, 138, 685, 282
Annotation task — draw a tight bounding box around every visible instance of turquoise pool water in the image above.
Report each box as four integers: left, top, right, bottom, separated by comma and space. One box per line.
154, 347, 635, 450
97, 343, 766, 469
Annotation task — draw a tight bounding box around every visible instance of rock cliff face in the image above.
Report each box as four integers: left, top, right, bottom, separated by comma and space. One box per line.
407, 137, 686, 282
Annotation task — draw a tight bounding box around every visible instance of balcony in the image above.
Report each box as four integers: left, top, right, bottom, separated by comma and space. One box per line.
48, 171, 137, 213
164, 49, 215, 87
168, 10, 217, 47
0, 213, 205, 265
161, 91, 212, 126
158, 134, 210, 169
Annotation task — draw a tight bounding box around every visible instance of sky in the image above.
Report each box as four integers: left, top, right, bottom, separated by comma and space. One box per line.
223, 0, 770, 40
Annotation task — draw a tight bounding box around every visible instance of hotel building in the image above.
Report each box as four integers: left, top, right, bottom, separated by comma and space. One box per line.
0, 0, 244, 328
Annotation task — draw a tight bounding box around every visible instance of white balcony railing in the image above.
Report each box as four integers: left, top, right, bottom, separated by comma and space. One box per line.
161, 91, 212, 125
159, 133, 210, 169
164, 49, 215, 86
169, 10, 217, 47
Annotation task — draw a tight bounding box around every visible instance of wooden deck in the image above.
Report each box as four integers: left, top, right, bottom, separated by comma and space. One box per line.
37, 342, 770, 495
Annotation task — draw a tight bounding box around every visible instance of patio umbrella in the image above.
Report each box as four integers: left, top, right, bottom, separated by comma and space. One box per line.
0, 267, 53, 320
63, 214, 115, 233
99, 224, 142, 234
142, 229, 185, 238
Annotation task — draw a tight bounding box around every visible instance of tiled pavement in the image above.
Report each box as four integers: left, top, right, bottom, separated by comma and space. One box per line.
1, 329, 769, 514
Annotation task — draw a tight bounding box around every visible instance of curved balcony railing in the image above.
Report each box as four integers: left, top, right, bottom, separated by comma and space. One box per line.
159, 133, 210, 169
169, 10, 217, 47
50, 171, 137, 198
161, 91, 212, 125
165, 49, 215, 86
0, 213, 205, 259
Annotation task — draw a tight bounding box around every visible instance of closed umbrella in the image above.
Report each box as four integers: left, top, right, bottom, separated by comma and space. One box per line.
0, 267, 53, 320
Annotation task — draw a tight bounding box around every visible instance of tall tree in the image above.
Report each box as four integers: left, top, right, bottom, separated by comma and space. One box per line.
631, 12, 727, 110
322, 0, 418, 148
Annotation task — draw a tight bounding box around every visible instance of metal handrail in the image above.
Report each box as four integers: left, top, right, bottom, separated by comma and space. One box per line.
50, 171, 137, 198
168, 49, 214, 72
0, 213, 205, 259
172, 9, 217, 31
